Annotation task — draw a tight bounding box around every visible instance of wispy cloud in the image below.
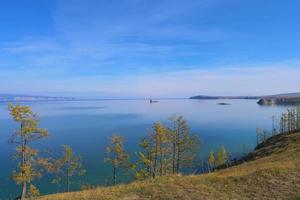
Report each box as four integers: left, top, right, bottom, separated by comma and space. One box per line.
108, 62, 300, 97
1, 59, 299, 98
0, 0, 234, 77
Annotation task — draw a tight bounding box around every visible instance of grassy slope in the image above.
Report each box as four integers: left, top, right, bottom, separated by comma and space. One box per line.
39, 132, 300, 200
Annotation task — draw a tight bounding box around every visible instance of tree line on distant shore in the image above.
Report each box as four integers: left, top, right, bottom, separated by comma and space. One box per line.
7, 104, 299, 199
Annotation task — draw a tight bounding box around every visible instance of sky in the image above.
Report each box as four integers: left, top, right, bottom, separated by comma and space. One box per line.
0, 0, 300, 98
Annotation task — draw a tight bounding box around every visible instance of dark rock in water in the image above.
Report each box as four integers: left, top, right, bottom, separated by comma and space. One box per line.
150, 99, 159, 103
217, 102, 230, 105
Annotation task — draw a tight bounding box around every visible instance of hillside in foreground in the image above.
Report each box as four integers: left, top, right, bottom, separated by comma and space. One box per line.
39, 131, 300, 200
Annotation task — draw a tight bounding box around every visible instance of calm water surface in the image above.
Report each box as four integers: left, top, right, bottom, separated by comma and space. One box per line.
0, 99, 289, 198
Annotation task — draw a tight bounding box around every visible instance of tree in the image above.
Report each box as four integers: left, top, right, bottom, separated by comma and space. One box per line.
8, 104, 48, 200
149, 123, 170, 177
168, 115, 200, 174
256, 128, 269, 144
277, 107, 300, 134
280, 114, 286, 134
135, 118, 201, 178
135, 123, 170, 179
297, 106, 300, 131
134, 138, 152, 180
272, 115, 278, 136
207, 150, 215, 172
52, 145, 86, 192
242, 144, 248, 157
104, 134, 129, 185
220, 145, 228, 166
216, 145, 228, 166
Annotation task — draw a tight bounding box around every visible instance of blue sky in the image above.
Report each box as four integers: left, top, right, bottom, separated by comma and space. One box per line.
0, 0, 300, 98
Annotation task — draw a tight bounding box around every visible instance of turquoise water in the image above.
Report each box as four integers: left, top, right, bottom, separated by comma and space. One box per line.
0, 99, 289, 198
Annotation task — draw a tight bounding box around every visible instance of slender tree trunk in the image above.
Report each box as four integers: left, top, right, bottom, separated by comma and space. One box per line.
281, 116, 284, 133
21, 182, 26, 200
272, 116, 276, 135
153, 142, 158, 178
67, 173, 70, 192
113, 165, 116, 185
172, 142, 176, 174
176, 142, 180, 173
206, 162, 210, 173
20, 123, 26, 200
67, 163, 70, 192
147, 151, 152, 176
176, 125, 180, 174
172, 122, 177, 174
159, 145, 163, 176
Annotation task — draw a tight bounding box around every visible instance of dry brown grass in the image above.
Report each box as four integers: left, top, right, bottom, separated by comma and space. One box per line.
38, 132, 300, 200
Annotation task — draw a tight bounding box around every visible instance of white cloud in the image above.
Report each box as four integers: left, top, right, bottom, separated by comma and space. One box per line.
1, 60, 299, 98
114, 63, 300, 97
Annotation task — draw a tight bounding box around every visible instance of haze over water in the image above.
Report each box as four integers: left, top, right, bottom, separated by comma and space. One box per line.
0, 99, 289, 197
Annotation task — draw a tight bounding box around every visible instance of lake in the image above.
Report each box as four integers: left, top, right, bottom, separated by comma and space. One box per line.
0, 99, 290, 198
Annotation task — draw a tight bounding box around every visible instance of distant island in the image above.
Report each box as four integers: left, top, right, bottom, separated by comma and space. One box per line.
190, 95, 261, 100
190, 93, 300, 106
217, 102, 230, 105
0, 94, 76, 102
257, 93, 300, 105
